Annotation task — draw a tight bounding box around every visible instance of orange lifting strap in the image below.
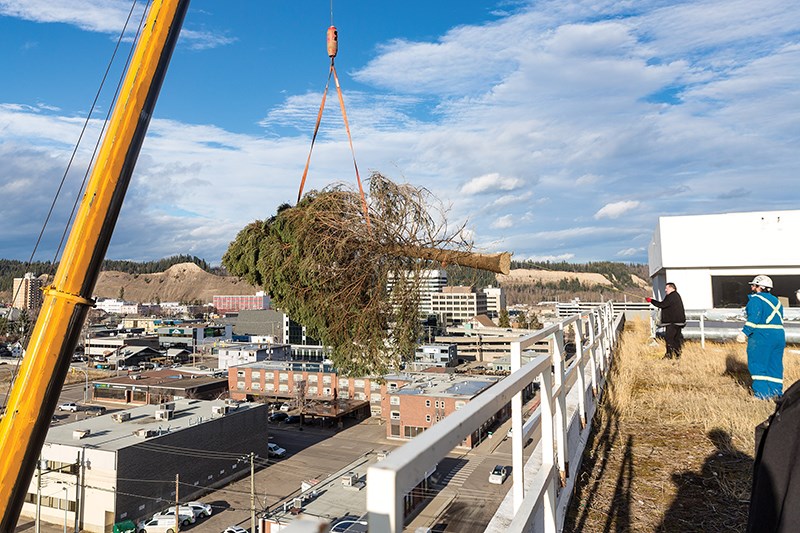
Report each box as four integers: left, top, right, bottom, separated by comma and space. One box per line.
297, 25, 371, 227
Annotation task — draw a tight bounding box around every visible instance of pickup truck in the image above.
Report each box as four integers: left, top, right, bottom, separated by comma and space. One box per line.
57, 402, 80, 412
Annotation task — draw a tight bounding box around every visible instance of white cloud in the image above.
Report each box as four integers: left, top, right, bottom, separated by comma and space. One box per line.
616, 247, 640, 257
461, 173, 525, 195
525, 253, 575, 262
491, 215, 515, 229
594, 201, 640, 220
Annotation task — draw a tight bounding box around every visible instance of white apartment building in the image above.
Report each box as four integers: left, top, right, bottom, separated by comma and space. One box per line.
431, 286, 488, 326
481, 286, 506, 317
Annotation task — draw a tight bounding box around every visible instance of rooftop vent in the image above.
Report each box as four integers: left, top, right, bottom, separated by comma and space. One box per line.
341, 472, 358, 487
111, 412, 131, 423
72, 429, 91, 440
211, 405, 229, 418
134, 428, 157, 439
155, 409, 173, 421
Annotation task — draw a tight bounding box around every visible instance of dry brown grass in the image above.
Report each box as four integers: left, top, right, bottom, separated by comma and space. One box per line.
565, 319, 800, 532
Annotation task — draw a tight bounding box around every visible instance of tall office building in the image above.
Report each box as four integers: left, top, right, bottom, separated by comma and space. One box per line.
12, 273, 43, 312
387, 269, 448, 316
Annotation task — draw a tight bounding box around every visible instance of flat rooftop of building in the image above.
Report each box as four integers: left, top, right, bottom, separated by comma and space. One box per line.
266, 451, 383, 527
46, 399, 264, 451
94, 368, 226, 389
392, 373, 499, 398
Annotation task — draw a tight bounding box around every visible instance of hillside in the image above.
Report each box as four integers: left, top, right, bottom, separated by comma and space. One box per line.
1, 260, 651, 307
93, 263, 259, 303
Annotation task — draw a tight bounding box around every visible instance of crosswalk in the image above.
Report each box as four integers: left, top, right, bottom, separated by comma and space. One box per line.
438, 455, 485, 488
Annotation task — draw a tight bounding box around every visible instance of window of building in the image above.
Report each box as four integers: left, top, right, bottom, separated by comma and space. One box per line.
237, 382, 245, 390
354, 379, 365, 388
370, 393, 382, 403
404, 426, 425, 438
455, 400, 466, 410
279, 373, 289, 381
390, 411, 400, 420
251, 382, 261, 390
390, 423, 401, 436
251, 371, 261, 380
323, 375, 332, 384
237, 370, 245, 377
425, 399, 431, 407
425, 414, 431, 422
278, 384, 289, 392
308, 386, 318, 394
390, 396, 400, 406
264, 372, 274, 380
308, 375, 318, 383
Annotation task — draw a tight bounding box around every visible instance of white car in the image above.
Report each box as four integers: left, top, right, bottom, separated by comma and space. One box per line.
268, 443, 287, 458
136, 516, 177, 533
185, 501, 213, 518
489, 465, 508, 485
279, 403, 291, 412
152, 507, 196, 525
223, 527, 248, 533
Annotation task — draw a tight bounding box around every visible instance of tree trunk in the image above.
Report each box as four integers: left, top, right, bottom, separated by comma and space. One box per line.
388, 245, 511, 275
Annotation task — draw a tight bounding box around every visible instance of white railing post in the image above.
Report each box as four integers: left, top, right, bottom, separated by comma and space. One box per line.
553, 326, 568, 487
587, 314, 599, 396
573, 319, 587, 428
700, 312, 706, 349
367, 466, 401, 532
511, 338, 525, 512
540, 367, 556, 533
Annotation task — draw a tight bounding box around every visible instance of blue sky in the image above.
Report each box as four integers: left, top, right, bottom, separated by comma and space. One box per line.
2, 0, 799, 267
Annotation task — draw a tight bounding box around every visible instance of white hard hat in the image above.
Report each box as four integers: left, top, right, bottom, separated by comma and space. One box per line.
749, 275, 773, 289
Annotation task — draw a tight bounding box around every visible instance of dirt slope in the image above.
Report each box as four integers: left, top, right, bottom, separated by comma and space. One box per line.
497, 268, 614, 287
94, 262, 259, 303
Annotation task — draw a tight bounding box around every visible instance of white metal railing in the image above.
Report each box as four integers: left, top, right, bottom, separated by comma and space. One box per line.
367, 301, 622, 532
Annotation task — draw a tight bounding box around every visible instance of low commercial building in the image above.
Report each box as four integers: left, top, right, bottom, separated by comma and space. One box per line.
156, 323, 232, 350
92, 368, 228, 405
217, 343, 292, 370
381, 373, 503, 448
22, 400, 270, 533
411, 344, 458, 371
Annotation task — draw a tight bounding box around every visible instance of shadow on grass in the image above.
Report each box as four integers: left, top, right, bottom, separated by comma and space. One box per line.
563, 401, 623, 532
656, 429, 752, 532
725, 354, 752, 390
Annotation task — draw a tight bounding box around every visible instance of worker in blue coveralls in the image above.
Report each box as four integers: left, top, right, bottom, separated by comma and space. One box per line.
736, 275, 785, 399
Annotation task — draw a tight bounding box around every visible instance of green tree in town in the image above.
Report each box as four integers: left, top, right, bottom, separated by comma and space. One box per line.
529, 311, 543, 330
498, 309, 510, 328
515, 311, 529, 329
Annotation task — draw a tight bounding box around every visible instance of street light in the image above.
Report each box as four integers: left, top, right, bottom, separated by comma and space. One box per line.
71, 366, 89, 404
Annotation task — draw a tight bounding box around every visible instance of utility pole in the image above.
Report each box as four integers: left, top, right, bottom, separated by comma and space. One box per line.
35, 458, 42, 533
175, 474, 180, 532
250, 452, 256, 533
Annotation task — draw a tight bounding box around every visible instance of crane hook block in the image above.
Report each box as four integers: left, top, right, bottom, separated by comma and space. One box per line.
327, 26, 338, 58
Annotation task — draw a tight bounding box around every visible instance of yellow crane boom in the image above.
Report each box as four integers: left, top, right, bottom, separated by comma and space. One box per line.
0, 0, 190, 527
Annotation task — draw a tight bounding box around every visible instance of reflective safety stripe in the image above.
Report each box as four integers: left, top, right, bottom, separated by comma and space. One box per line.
754, 294, 784, 325
752, 375, 784, 384
744, 322, 784, 330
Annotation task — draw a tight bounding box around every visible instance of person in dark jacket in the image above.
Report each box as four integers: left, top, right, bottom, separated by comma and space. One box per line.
647, 282, 686, 359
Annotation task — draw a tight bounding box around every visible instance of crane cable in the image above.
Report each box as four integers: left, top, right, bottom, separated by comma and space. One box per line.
296, 23, 371, 227
0, 0, 150, 413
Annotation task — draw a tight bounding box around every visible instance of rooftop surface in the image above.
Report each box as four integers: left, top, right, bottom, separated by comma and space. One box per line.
94, 368, 226, 389
46, 399, 263, 451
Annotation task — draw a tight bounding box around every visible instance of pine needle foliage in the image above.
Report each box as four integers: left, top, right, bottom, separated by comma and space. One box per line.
222, 173, 472, 376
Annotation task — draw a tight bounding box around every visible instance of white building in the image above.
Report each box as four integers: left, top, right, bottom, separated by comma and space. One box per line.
22, 400, 269, 532
387, 269, 448, 316
481, 286, 506, 317
430, 286, 488, 326
649, 210, 800, 309
412, 344, 458, 370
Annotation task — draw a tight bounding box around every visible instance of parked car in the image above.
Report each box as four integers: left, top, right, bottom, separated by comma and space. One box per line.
152, 507, 196, 525
268, 411, 288, 423
267, 443, 287, 458
279, 403, 291, 412
223, 527, 248, 533
85, 405, 107, 416
185, 501, 213, 518
489, 465, 508, 485
284, 415, 301, 424
136, 516, 177, 533
58, 402, 80, 412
